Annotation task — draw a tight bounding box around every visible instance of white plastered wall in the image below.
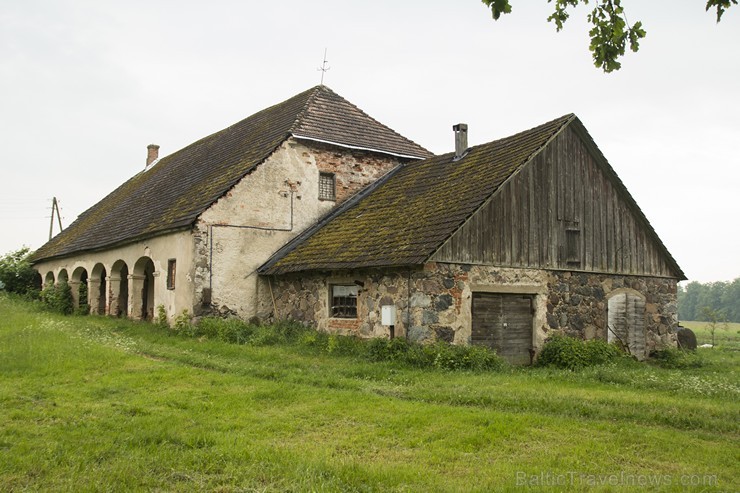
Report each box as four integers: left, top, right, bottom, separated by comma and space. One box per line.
193, 138, 341, 319
33, 230, 195, 322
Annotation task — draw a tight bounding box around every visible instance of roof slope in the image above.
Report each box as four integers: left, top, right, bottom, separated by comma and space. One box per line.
32, 85, 431, 263
261, 114, 574, 275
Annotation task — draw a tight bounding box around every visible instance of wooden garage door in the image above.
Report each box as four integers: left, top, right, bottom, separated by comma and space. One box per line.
472, 293, 534, 365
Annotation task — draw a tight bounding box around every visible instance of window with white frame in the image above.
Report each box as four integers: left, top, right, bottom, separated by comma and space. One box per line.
330, 284, 358, 318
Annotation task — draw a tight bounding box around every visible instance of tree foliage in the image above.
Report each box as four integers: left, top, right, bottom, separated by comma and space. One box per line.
481, 0, 736, 72
0, 247, 39, 296
678, 278, 740, 322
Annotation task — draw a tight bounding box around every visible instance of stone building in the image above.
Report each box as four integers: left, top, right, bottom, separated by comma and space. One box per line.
30, 86, 432, 322
259, 114, 685, 363
32, 86, 684, 363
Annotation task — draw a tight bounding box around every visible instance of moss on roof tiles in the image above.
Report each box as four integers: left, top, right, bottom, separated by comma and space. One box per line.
262, 114, 575, 274
32, 86, 431, 263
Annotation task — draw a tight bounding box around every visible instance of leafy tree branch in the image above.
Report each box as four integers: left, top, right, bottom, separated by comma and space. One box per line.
481, 0, 735, 72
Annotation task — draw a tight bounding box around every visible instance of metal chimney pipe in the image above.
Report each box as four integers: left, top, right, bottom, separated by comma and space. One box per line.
453, 124, 468, 160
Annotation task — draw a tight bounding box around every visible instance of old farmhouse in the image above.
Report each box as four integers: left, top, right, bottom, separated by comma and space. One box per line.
32, 86, 685, 363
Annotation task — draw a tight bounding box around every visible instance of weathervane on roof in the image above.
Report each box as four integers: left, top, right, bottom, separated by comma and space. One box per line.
317, 48, 330, 85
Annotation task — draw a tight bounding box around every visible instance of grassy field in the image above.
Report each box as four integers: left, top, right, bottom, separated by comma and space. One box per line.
1, 295, 738, 492
680, 320, 740, 349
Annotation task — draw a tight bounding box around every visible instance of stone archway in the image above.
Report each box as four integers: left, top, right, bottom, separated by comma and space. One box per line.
44, 271, 55, 287
89, 263, 107, 315
132, 257, 156, 320
57, 269, 69, 285
109, 260, 129, 318
71, 267, 89, 313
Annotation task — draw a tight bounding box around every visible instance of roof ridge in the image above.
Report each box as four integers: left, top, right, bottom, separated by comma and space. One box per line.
289, 85, 325, 134
291, 86, 432, 158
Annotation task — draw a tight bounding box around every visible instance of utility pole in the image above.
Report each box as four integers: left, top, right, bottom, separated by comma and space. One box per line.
49, 197, 63, 240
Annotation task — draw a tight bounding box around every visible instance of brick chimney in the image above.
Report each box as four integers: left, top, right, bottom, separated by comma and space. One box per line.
146, 144, 160, 167
453, 124, 468, 160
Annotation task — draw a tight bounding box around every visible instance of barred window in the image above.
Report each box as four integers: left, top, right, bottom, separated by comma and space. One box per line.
319, 172, 336, 201
167, 259, 176, 290
331, 284, 358, 318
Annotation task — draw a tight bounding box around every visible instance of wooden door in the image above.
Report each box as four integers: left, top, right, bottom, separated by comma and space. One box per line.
607, 292, 646, 359
472, 293, 534, 365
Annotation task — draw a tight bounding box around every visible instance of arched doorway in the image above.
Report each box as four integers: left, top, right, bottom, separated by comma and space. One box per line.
89, 263, 107, 315
607, 289, 646, 360
32, 272, 42, 292
132, 257, 156, 320
110, 260, 129, 318
71, 267, 89, 313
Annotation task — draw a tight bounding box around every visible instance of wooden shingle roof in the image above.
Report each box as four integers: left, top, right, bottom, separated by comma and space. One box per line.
260, 114, 574, 275
31, 85, 431, 263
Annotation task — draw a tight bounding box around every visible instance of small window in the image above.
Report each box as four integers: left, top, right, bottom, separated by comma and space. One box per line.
331, 284, 358, 318
167, 259, 176, 290
566, 229, 580, 265
319, 172, 336, 201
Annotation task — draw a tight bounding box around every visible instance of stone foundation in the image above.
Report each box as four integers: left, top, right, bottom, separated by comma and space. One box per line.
266, 262, 678, 356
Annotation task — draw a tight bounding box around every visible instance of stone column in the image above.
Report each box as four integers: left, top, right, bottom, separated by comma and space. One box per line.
88, 279, 101, 315
129, 274, 146, 320
69, 280, 81, 310
108, 276, 120, 317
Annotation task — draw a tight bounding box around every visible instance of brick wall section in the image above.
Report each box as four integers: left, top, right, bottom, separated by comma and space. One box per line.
306, 141, 403, 205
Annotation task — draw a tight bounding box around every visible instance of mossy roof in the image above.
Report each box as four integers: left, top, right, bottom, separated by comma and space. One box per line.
260, 114, 575, 275
31, 85, 431, 263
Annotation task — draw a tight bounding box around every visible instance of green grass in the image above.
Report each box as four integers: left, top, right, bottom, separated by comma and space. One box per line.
680, 320, 740, 349
1, 294, 738, 492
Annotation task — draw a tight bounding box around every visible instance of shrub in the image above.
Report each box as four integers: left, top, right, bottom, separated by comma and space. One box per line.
325, 334, 364, 356
172, 310, 194, 336
0, 247, 39, 296
650, 348, 704, 369
366, 338, 505, 371
40, 282, 73, 315
536, 334, 622, 370
367, 337, 411, 362
155, 305, 168, 326
248, 326, 285, 346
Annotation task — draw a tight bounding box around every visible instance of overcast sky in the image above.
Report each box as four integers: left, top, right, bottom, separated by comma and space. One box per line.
1, 1, 738, 283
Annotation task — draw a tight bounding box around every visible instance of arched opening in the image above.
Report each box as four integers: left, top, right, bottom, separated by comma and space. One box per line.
57, 269, 69, 285
89, 263, 107, 315
32, 271, 42, 292
607, 289, 646, 360
132, 257, 156, 320
109, 260, 129, 318
44, 271, 55, 287
71, 267, 89, 313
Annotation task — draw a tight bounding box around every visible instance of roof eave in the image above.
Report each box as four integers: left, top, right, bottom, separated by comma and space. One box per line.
291, 134, 430, 160
30, 223, 194, 265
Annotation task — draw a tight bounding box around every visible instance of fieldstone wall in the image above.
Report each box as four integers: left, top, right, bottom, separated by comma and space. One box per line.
544, 271, 678, 354
267, 262, 678, 356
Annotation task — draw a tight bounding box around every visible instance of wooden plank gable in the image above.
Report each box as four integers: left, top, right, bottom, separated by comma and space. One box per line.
432, 124, 682, 279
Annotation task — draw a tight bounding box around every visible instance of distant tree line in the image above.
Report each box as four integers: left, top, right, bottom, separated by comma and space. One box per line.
678, 278, 740, 322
